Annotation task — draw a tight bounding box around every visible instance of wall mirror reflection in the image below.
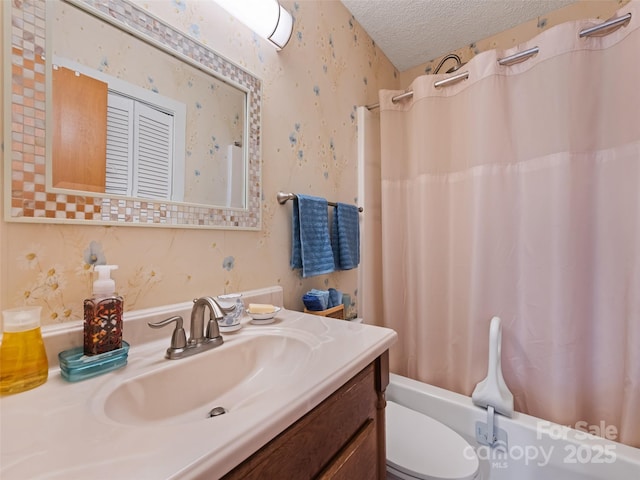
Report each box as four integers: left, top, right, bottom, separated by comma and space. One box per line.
4, 0, 262, 229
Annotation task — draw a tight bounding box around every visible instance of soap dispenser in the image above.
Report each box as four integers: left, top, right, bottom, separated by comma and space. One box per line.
84, 265, 123, 356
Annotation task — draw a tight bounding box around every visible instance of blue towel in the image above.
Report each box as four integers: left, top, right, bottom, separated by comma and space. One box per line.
328, 288, 342, 308
290, 195, 336, 278
302, 294, 325, 311
303, 289, 330, 310
332, 203, 360, 270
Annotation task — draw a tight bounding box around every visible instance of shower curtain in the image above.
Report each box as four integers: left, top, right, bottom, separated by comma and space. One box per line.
378, 4, 640, 447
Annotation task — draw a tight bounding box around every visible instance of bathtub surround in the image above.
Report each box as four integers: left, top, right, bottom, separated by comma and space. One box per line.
388, 375, 640, 478
377, 2, 640, 447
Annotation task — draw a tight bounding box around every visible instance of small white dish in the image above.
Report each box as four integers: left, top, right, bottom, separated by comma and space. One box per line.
246, 306, 281, 322
250, 317, 277, 325
219, 323, 242, 333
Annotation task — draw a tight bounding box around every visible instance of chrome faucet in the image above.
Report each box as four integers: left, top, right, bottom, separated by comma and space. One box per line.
148, 296, 235, 359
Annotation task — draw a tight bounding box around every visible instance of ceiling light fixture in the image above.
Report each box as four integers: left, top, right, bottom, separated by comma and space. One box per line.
213, 0, 294, 50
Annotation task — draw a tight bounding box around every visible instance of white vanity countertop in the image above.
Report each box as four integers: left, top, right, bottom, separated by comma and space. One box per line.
0, 302, 396, 479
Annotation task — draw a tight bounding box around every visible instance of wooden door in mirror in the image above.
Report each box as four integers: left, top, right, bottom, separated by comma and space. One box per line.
52, 66, 108, 193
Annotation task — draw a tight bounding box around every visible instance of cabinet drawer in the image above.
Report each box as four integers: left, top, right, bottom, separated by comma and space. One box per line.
223, 363, 377, 479
317, 418, 378, 480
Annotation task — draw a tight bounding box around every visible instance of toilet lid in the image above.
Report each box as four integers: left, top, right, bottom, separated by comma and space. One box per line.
386, 401, 479, 480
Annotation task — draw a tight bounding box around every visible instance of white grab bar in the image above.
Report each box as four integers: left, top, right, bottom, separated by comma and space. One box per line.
471, 316, 514, 417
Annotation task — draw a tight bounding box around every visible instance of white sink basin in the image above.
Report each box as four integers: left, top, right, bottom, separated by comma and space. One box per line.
101, 332, 314, 426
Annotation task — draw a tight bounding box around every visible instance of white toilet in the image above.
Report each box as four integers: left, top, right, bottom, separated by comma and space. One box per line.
386, 400, 480, 480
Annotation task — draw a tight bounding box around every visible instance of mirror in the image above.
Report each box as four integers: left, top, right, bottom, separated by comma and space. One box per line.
4, 0, 262, 229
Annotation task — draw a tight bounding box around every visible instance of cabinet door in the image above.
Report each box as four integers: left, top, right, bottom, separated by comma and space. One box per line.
317, 418, 378, 480
223, 363, 378, 480
52, 66, 107, 193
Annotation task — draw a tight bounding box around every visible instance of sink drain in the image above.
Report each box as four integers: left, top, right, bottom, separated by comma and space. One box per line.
208, 406, 227, 418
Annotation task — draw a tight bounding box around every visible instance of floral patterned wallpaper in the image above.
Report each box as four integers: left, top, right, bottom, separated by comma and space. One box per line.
1, 0, 623, 327
0, 0, 398, 325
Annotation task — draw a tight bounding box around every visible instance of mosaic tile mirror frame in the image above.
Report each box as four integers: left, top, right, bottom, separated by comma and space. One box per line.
4, 0, 262, 229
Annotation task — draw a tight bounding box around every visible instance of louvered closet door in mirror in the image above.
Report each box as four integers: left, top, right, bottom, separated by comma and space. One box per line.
105, 93, 181, 201
132, 102, 175, 201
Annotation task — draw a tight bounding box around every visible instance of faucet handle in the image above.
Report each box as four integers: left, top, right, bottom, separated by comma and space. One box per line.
206, 318, 220, 340
148, 316, 187, 355
206, 297, 227, 340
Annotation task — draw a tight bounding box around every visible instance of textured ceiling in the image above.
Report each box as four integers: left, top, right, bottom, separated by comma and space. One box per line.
341, 0, 577, 71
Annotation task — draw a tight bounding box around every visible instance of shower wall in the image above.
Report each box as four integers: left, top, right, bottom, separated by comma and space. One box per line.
356, 107, 382, 326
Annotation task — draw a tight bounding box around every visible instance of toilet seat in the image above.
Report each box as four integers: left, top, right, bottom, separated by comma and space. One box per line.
386, 400, 480, 480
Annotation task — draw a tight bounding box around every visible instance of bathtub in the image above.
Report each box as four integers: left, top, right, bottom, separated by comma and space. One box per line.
387, 374, 640, 480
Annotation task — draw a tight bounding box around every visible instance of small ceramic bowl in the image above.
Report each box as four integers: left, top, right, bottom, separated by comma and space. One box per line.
246, 306, 281, 322
218, 323, 242, 333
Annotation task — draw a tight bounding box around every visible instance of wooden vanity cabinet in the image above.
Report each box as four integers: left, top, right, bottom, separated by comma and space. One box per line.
222, 352, 389, 480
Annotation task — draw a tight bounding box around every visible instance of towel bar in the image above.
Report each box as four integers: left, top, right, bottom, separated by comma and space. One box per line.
277, 192, 363, 212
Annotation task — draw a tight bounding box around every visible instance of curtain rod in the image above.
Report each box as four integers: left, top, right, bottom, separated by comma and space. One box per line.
277, 192, 363, 212
365, 12, 632, 111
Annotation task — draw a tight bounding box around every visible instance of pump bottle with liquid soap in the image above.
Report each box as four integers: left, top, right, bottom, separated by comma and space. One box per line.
84, 265, 123, 355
